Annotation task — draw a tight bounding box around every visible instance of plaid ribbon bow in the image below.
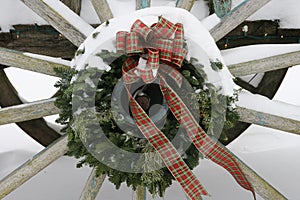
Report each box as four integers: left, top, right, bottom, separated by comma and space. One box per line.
116, 17, 255, 200
116, 17, 186, 84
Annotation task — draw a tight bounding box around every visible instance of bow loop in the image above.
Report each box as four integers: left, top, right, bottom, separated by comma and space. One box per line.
155, 39, 173, 63
131, 19, 156, 42
116, 17, 187, 83
151, 16, 177, 39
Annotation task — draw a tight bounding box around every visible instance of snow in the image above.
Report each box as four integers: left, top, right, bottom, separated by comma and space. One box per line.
221, 44, 300, 65
237, 90, 300, 121
233, 0, 300, 28
1, 1, 300, 200
4, 67, 59, 102
44, 0, 94, 37
23, 52, 71, 66
274, 65, 300, 106
73, 7, 235, 95
2, 0, 300, 32
221, 44, 300, 87
201, 14, 221, 31
0, 0, 45, 32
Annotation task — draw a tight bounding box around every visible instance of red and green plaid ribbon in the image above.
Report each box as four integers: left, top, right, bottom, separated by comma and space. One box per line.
117, 16, 187, 83
159, 76, 255, 199
127, 87, 206, 199
116, 16, 255, 200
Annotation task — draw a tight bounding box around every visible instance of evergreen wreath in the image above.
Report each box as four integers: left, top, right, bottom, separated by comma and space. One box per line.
54, 49, 239, 197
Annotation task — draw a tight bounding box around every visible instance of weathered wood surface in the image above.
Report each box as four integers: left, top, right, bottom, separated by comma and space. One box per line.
136, 0, 151, 10
61, 0, 82, 14
0, 98, 59, 125
223, 68, 288, 145
216, 20, 294, 49
0, 25, 77, 58
0, 47, 70, 76
237, 91, 300, 135
0, 135, 67, 199
237, 106, 300, 135
228, 50, 300, 77
4, 44, 297, 80
79, 168, 106, 200
232, 150, 287, 200
1, 21, 299, 59
21, 0, 93, 47
133, 185, 147, 200
210, 0, 271, 42
91, 0, 113, 22
0, 69, 61, 146
212, 0, 232, 18
176, 0, 195, 11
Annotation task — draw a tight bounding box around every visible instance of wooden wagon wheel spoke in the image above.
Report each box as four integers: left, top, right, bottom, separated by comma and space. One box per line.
20, 0, 94, 47
0, 0, 297, 199
0, 47, 70, 77
59, 0, 82, 15
0, 69, 61, 146
2, 44, 296, 80
228, 50, 300, 76
0, 134, 67, 199
79, 168, 106, 200
2, 43, 299, 79
176, 0, 195, 11
210, 0, 271, 42
91, 0, 113, 22
237, 91, 300, 134
232, 148, 287, 200
136, 0, 151, 10
0, 98, 58, 125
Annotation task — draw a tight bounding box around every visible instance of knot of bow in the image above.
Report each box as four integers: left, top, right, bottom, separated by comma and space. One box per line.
116, 17, 187, 84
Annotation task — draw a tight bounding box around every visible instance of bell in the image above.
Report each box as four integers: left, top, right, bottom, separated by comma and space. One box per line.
133, 91, 150, 111
112, 79, 169, 133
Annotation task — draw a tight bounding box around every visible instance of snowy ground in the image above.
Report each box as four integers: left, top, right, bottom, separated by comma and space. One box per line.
1, 0, 300, 200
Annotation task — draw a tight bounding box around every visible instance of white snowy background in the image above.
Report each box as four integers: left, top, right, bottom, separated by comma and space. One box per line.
0, 0, 300, 199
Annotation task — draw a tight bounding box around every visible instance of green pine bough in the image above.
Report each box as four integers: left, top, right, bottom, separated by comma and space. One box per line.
54, 50, 239, 197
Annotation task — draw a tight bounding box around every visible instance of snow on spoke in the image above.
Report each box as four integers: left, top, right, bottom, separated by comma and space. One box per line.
228, 50, 300, 77
0, 98, 59, 125
0, 47, 70, 77
20, 0, 94, 47
91, 0, 113, 22
0, 135, 67, 199
210, 0, 271, 42
79, 168, 106, 200
176, 0, 195, 11
237, 90, 300, 135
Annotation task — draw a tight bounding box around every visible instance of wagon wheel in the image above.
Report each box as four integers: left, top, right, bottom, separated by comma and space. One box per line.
0, 0, 299, 199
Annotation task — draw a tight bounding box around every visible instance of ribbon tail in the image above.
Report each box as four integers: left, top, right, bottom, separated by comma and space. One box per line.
125, 86, 208, 200
158, 76, 255, 198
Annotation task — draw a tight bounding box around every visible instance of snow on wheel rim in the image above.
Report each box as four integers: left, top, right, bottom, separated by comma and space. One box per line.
70, 7, 234, 173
